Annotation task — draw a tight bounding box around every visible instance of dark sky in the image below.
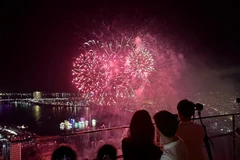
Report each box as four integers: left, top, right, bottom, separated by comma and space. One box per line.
1, 0, 240, 92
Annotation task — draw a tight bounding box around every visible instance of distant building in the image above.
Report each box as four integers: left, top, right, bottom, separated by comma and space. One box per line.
33, 91, 41, 99
10, 143, 21, 160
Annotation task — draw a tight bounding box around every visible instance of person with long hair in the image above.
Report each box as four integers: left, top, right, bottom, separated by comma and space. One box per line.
122, 110, 162, 160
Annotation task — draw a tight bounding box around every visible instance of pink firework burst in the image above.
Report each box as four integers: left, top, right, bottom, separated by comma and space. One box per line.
72, 37, 155, 105
125, 48, 154, 84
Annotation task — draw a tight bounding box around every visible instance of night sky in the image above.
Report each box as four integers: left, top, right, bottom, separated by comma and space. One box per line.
1, 0, 240, 93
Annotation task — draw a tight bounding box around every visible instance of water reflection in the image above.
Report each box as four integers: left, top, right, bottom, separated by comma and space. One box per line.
74, 106, 77, 114
33, 105, 41, 122
0, 103, 132, 136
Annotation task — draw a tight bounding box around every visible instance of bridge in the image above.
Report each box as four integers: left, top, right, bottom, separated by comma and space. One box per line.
0, 97, 88, 107
0, 98, 69, 102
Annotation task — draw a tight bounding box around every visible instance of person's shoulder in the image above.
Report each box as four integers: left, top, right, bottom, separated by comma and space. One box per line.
161, 153, 174, 160
177, 139, 189, 157
173, 138, 188, 153
191, 123, 205, 133
191, 122, 202, 127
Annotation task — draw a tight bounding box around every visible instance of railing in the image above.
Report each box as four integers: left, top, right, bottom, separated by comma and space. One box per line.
195, 113, 240, 160
1, 113, 240, 160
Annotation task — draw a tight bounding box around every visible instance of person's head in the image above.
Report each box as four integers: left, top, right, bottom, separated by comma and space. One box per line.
97, 144, 117, 160
153, 110, 178, 138
177, 99, 195, 121
129, 110, 155, 144
51, 146, 77, 160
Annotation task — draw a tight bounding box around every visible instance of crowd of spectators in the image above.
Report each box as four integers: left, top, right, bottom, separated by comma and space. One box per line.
50, 99, 214, 160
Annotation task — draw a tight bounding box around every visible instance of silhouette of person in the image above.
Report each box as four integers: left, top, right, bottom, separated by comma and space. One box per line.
154, 110, 188, 160
176, 99, 207, 160
122, 110, 162, 160
96, 144, 117, 160
51, 145, 77, 160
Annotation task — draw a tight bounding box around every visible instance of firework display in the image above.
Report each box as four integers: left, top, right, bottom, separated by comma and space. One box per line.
72, 37, 155, 105
72, 19, 185, 106
125, 49, 154, 84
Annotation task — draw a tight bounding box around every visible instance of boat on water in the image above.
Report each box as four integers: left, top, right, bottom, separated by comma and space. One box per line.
60, 120, 72, 130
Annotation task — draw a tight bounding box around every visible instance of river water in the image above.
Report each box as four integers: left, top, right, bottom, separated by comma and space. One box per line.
0, 102, 132, 136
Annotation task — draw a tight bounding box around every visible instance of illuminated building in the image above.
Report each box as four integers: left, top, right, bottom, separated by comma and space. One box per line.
33, 91, 41, 99
92, 119, 96, 127
10, 143, 21, 160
